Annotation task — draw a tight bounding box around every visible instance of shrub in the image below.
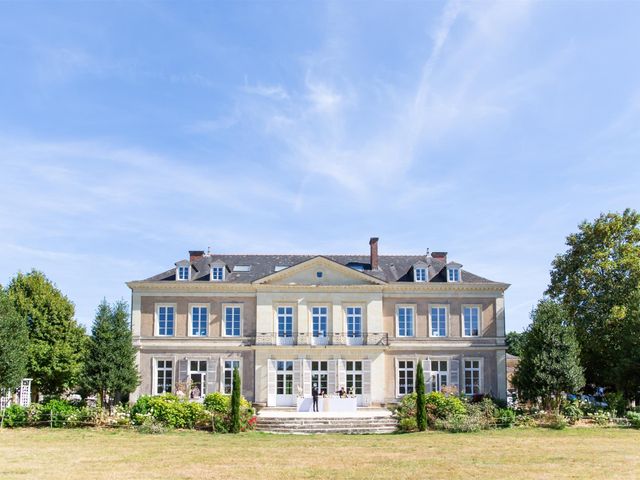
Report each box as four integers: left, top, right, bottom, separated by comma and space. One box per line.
136, 415, 166, 434
561, 400, 584, 424
587, 410, 613, 427
625, 411, 640, 429
2, 405, 28, 427
435, 414, 483, 433
424, 392, 467, 425
203, 392, 255, 433
604, 392, 626, 417
496, 408, 516, 428
398, 417, 417, 432
538, 412, 568, 430
39, 399, 78, 427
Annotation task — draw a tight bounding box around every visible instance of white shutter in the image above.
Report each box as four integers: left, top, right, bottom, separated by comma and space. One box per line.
293, 359, 302, 397
267, 359, 276, 406
362, 359, 371, 406
179, 359, 189, 384
219, 357, 226, 394
206, 358, 217, 395
422, 359, 432, 393
394, 357, 399, 397
327, 359, 336, 394
337, 359, 347, 390
450, 358, 460, 394
303, 359, 312, 397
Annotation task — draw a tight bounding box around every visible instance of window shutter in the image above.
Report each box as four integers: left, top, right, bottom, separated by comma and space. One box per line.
362, 359, 371, 406
178, 359, 188, 385
422, 359, 432, 393
293, 359, 302, 397
303, 359, 312, 397
206, 358, 217, 395
267, 359, 276, 406
450, 358, 460, 394
219, 357, 225, 393
327, 359, 336, 395
337, 359, 347, 391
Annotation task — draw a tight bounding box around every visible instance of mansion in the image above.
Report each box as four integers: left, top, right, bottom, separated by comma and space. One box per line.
127, 238, 509, 406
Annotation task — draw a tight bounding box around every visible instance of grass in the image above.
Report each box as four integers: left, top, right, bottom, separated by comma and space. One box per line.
1, 428, 639, 479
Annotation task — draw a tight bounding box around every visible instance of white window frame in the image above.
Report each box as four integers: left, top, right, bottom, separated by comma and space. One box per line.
311, 360, 329, 394
462, 304, 482, 337
154, 303, 176, 337
346, 360, 363, 395
275, 304, 295, 344
429, 304, 448, 337
429, 358, 449, 392
176, 265, 190, 281
396, 359, 415, 397
210, 265, 225, 281
396, 304, 415, 337
188, 303, 209, 337
414, 267, 427, 282
276, 360, 294, 395
222, 358, 242, 395
188, 359, 208, 398
223, 304, 243, 337
153, 358, 174, 395
344, 305, 364, 344
463, 357, 483, 396
310, 305, 330, 338
447, 267, 460, 282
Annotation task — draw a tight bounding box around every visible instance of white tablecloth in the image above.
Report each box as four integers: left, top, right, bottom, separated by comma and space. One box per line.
296, 396, 358, 412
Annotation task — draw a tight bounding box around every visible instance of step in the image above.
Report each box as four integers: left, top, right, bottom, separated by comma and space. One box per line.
255, 414, 398, 434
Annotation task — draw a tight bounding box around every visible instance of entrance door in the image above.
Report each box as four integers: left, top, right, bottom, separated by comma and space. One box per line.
311, 360, 328, 396
276, 360, 295, 406
189, 360, 207, 399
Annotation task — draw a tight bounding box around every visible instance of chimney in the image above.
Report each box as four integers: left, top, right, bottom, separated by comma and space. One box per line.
189, 250, 205, 263
431, 251, 447, 263
369, 237, 379, 270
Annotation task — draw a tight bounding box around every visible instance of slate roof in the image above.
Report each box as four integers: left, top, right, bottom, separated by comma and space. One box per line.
140, 253, 500, 284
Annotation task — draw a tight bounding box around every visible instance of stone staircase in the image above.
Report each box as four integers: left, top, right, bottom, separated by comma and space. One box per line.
255, 410, 398, 434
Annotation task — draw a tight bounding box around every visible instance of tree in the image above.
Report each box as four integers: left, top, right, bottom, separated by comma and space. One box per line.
512, 299, 585, 411
84, 300, 138, 410
415, 362, 427, 431
547, 209, 640, 401
506, 331, 527, 357
0, 288, 29, 390
7, 271, 86, 398
230, 367, 241, 433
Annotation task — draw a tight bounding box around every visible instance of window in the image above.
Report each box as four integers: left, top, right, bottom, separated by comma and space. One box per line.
156, 360, 172, 394
177, 266, 189, 281
397, 360, 414, 396
233, 265, 251, 272
397, 306, 415, 337
276, 360, 293, 395
349, 264, 365, 272
316, 271, 323, 278
274, 265, 288, 272
311, 361, 328, 394
430, 360, 448, 392
223, 360, 240, 394
464, 359, 482, 395
191, 306, 208, 336
157, 306, 174, 336
277, 306, 294, 338
189, 360, 207, 398
224, 306, 241, 337
346, 361, 362, 395
211, 266, 224, 281
312, 306, 328, 338
414, 267, 427, 282
463, 306, 480, 336
346, 307, 362, 338
448, 268, 460, 282
430, 306, 447, 337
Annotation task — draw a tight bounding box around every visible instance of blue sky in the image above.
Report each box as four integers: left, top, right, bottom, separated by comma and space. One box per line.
1, 1, 639, 332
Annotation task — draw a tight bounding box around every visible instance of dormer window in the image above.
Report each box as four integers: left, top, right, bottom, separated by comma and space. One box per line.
414, 268, 427, 282
211, 266, 224, 281
448, 268, 460, 282
233, 265, 251, 272
176, 265, 190, 281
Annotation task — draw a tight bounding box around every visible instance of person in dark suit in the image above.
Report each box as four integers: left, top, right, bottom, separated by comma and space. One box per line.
312, 383, 319, 412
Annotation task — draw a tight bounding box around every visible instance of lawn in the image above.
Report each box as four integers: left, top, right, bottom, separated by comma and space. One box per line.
1, 428, 639, 479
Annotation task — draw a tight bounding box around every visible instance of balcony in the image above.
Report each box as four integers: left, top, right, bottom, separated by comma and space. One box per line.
254, 332, 388, 346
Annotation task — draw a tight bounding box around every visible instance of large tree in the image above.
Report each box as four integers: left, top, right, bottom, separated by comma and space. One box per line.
547, 209, 640, 401
84, 300, 138, 409
505, 331, 527, 357
7, 271, 86, 398
512, 299, 585, 411
0, 288, 29, 391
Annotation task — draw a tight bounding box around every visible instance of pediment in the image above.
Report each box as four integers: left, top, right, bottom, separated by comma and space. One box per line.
253, 256, 386, 286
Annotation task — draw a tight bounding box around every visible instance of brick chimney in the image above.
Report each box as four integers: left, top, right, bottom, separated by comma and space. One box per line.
369, 237, 379, 270
189, 250, 205, 263
431, 251, 447, 263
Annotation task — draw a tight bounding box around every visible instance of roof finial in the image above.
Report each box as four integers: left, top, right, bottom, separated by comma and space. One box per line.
207, 246, 211, 255
426, 248, 430, 257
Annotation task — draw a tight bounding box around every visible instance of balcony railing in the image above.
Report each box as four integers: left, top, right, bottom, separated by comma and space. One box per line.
254, 332, 389, 346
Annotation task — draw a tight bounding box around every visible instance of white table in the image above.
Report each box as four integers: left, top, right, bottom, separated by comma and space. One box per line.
296, 396, 358, 412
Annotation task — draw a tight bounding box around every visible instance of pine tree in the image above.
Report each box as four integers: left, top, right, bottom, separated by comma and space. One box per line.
84, 300, 138, 410
415, 361, 427, 431
230, 367, 241, 433
513, 299, 585, 411
0, 288, 29, 391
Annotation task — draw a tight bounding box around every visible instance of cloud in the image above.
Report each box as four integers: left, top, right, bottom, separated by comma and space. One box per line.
242, 82, 290, 100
